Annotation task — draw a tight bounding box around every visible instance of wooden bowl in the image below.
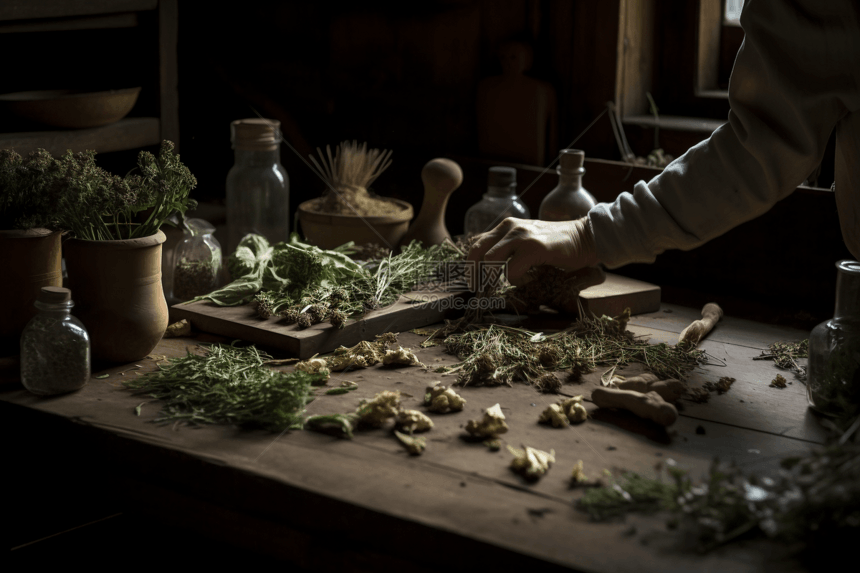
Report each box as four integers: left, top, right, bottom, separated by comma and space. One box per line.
0, 88, 141, 129
297, 198, 414, 250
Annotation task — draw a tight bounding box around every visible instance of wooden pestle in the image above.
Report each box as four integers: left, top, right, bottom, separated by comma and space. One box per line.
398, 158, 463, 248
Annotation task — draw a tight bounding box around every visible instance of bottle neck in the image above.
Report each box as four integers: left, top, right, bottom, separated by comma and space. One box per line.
557, 166, 584, 188
34, 300, 73, 315
835, 270, 860, 318
233, 148, 281, 166
486, 185, 517, 199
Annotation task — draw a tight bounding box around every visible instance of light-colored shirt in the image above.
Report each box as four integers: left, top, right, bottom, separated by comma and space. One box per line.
588, 0, 860, 268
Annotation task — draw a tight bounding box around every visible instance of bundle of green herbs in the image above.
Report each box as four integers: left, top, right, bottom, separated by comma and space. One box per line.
577, 442, 860, 557
437, 310, 704, 387
189, 233, 464, 329
124, 342, 320, 430
0, 141, 197, 238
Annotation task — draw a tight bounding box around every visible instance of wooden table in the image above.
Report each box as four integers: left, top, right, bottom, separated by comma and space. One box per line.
3, 304, 823, 572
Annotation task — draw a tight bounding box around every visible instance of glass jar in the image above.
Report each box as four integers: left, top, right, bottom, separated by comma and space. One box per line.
538, 148, 596, 221
20, 286, 90, 396
464, 166, 530, 236
807, 260, 860, 418
172, 217, 223, 302
225, 118, 290, 255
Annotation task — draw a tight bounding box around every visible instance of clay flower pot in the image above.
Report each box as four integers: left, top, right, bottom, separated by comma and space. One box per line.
63, 231, 168, 363
0, 228, 63, 352
297, 198, 413, 250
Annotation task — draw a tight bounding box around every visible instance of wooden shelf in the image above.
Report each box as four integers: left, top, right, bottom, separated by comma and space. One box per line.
0, 117, 161, 155
0, 1, 156, 21
0, 12, 138, 34
622, 114, 725, 134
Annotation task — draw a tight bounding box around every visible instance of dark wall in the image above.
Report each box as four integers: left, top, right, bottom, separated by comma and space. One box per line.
175, 0, 622, 218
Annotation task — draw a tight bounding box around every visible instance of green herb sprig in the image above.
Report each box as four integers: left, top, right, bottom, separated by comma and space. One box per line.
123, 343, 319, 431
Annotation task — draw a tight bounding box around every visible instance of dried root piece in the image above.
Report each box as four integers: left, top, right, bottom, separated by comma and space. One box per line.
570, 460, 589, 486
395, 409, 434, 433
295, 357, 331, 383
613, 373, 686, 403
424, 382, 466, 413
678, 302, 723, 348
394, 430, 426, 455
163, 319, 191, 338
382, 346, 425, 367
508, 444, 555, 481
356, 390, 401, 427
465, 403, 508, 438
591, 387, 678, 427
559, 395, 588, 423
538, 404, 570, 428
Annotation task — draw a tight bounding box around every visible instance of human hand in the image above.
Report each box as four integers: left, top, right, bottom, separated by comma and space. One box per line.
467, 216, 599, 286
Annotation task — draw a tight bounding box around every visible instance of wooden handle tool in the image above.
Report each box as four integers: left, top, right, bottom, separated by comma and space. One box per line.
398, 158, 463, 248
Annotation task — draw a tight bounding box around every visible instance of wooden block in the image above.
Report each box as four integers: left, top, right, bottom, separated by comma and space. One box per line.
578, 272, 661, 317
170, 291, 462, 359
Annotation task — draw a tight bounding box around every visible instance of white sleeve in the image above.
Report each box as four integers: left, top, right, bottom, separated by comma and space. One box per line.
588, 0, 860, 268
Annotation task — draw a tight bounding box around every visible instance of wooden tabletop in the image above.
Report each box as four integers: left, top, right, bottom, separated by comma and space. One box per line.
2, 303, 821, 572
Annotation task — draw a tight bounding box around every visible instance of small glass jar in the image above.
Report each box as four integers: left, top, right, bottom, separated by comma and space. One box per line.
539, 148, 596, 221
172, 218, 223, 302
225, 118, 290, 254
464, 166, 530, 236
20, 286, 90, 396
807, 260, 860, 417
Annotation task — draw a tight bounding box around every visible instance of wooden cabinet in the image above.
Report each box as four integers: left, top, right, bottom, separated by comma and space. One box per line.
0, 0, 178, 155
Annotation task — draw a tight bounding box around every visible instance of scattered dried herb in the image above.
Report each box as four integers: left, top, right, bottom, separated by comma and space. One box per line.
770, 374, 788, 388
123, 342, 319, 430
439, 311, 705, 389
703, 376, 735, 394
753, 339, 809, 377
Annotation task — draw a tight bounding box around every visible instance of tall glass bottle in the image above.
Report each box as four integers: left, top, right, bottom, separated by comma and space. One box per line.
225, 118, 290, 255
807, 260, 860, 418
464, 166, 530, 236
539, 148, 596, 221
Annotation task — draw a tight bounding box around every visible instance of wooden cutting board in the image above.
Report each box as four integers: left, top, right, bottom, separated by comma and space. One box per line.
171, 291, 462, 359
578, 272, 661, 317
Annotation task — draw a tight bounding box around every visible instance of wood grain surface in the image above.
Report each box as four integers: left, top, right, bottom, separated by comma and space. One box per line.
2, 303, 821, 571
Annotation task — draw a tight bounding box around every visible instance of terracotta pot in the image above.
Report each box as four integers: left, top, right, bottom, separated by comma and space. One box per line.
0, 228, 63, 353
297, 198, 414, 250
63, 231, 168, 363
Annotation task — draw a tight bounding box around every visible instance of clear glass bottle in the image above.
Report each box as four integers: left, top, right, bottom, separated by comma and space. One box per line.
225, 118, 290, 255
20, 287, 90, 396
172, 218, 223, 302
807, 260, 860, 417
464, 166, 530, 236
538, 148, 596, 221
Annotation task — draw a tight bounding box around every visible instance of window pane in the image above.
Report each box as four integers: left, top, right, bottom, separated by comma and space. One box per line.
724, 0, 744, 25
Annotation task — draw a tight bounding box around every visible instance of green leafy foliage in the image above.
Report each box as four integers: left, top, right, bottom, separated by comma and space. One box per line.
189, 233, 464, 330
0, 141, 197, 238
0, 148, 63, 230
123, 342, 320, 431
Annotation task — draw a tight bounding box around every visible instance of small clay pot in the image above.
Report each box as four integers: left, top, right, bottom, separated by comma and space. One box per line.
64, 231, 168, 363
0, 228, 63, 353
297, 198, 414, 250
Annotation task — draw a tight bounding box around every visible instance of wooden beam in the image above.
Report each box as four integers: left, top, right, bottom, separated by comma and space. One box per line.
615, 0, 655, 118
696, 0, 722, 93
158, 0, 180, 148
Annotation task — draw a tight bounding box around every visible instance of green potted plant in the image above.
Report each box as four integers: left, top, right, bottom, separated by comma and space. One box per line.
58, 141, 197, 362
0, 149, 65, 353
